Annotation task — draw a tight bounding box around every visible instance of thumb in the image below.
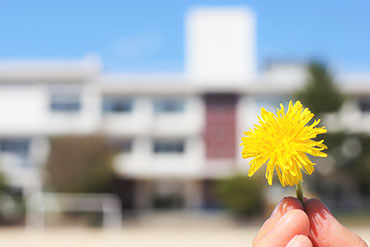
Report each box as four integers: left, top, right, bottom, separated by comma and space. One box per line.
304, 199, 368, 247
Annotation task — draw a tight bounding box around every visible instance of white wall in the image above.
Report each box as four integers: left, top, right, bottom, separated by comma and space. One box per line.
111, 95, 206, 178
0, 83, 100, 136
186, 7, 256, 83
0, 137, 48, 188
0, 82, 100, 188
114, 136, 205, 178
44, 84, 100, 135
0, 85, 48, 135
101, 95, 204, 137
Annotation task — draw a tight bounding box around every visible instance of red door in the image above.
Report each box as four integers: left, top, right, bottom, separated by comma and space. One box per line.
204, 94, 238, 160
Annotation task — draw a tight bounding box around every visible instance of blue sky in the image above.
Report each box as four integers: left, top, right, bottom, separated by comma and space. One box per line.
0, 0, 369, 73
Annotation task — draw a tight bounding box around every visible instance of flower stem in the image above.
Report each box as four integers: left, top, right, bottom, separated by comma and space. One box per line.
296, 181, 304, 204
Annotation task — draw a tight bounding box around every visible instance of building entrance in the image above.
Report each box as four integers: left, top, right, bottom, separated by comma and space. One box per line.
151, 181, 185, 209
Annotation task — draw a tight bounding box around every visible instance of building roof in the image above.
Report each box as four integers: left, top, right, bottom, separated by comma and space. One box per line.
0, 55, 100, 82
0, 57, 370, 96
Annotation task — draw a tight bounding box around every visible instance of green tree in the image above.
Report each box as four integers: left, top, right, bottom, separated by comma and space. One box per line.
0, 170, 7, 192
296, 61, 343, 115
215, 174, 264, 217
45, 136, 115, 193
296, 63, 370, 202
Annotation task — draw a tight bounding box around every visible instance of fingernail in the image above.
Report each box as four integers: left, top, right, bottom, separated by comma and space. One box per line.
319, 199, 331, 213
311, 204, 331, 227
271, 199, 283, 217
271, 197, 299, 218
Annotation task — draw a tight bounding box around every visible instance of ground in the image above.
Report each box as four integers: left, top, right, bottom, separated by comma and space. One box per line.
0, 212, 369, 246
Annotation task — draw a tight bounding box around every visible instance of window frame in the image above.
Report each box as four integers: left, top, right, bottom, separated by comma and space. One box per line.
152, 139, 185, 154
102, 96, 134, 115
49, 90, 82, 113
358, 98, 370, 113
0, 138, 30, 158
153, 97, 186, 115
107, 138, 133, 153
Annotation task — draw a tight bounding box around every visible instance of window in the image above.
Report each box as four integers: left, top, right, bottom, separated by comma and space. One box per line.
50, 92, 81, 112
359, 98, 370, 112
103, 97, 133, 114
153, 140, 185, 154
0, 138, 30, 157
108, 139, 133, 153
153, 98, 185, 114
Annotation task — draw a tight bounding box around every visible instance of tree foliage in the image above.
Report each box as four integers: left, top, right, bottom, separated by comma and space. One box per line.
215, 174, 264, 216
45, 136, 115, 193
296, 61, 343, 115
0, 170, 7, 192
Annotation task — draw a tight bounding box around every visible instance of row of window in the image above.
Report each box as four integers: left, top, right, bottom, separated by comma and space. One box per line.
0, 139, 185, 159
51, 92, 370, 114
109, 139, 185, 154
51, 93, 186, 114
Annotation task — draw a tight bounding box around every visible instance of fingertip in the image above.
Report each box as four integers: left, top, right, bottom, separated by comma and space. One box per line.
284, 196, 305, 210
271, 196, 304, 218
304, 198, 329, 214
253, 197, 306, 246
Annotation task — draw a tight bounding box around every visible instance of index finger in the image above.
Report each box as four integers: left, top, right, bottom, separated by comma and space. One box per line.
253, 197, 304, 245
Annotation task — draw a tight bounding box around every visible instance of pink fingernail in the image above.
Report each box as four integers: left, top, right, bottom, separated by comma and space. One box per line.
271, 199, 283, 217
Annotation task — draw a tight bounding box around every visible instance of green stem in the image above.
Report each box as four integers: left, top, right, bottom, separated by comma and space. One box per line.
296, 181, 304, 204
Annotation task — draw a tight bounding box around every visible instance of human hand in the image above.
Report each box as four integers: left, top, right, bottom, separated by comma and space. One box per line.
252, 197, 368, 247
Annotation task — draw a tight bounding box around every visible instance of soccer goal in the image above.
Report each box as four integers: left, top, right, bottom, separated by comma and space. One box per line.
25, 191, 122, 230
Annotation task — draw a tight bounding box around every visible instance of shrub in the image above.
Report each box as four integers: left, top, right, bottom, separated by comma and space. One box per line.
45, 136, 115, 193
215, 173, 265, 217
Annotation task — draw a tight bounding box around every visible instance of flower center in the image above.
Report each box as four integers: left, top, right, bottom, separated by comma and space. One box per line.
274, 137, 293, 156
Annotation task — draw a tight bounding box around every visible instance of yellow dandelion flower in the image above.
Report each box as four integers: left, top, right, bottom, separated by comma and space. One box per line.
240, 100, 327, 187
